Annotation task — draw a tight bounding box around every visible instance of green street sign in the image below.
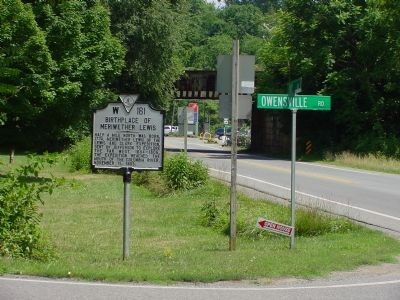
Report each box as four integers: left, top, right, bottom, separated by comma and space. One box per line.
257, 94, 331, 111
288, 78, 302, 97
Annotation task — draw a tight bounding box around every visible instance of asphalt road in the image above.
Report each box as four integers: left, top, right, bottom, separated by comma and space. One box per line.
1, 272, 400, 300
165, 137, 400, 236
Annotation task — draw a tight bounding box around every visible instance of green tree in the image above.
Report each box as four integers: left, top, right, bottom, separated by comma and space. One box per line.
0, 65, 20, 125
0, 0, 125, 150
224, 1, 282, 13
218, 3, 266, 39
0, 0, 54, 149
259, 0, 400, 157
106, 0, 184, 109
30, 1, 125, 148
189, 34, 233, 69
179, 1, 267, 68
353, 0, 400, 156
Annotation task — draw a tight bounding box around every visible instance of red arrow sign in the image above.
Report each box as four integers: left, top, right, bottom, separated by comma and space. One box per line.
257, 217, 294, 237
258, 219, 267, 228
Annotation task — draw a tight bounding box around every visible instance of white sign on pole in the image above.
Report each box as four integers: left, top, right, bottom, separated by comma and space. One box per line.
92, 102, 164, 170
219, 94, 252, 119
217, 55, 255, 94
178, 106, 195, 125
257, 217, 294, 237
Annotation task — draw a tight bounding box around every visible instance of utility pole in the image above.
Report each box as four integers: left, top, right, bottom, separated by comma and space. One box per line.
288, 77, 301, 249
122, 168, 131, 260
290, 109, 297, 249
184, 106, 188, 153
229, 40, 239, 251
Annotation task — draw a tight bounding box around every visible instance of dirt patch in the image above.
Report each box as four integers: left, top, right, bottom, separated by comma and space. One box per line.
253, 256, 400, 287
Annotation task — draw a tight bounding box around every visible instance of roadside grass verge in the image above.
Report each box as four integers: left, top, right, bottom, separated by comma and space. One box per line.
323, 151, 400, 174
299, 151, 400, 174
1, 157, 399, 283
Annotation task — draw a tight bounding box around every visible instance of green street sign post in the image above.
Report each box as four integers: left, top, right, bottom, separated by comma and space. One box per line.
257, 89, 331, 250
288, 78, 302, 97
257, 94, 331, 110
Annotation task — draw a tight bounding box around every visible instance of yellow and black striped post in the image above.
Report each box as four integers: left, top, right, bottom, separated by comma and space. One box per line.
305, 140, 312, 155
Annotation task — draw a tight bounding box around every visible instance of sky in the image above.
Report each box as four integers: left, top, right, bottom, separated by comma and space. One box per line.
206, 0, 225, 8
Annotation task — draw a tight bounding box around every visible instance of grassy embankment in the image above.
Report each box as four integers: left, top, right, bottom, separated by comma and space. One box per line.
0, 153, 399, 283
322, 151, 400, 174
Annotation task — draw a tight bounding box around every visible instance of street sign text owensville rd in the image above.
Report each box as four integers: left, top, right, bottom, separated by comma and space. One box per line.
257, 94, 331, 110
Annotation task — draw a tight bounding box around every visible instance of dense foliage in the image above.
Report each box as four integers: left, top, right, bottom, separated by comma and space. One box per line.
66, 137, 92, 172
178, 0, 266, 69
0, 155, 61, 259
131, 153, 209, 194
258, 0, 400, 157
106, 0, 184, 108
0, 0, 125, 150
0, 0, 54, 148
33, 1, 125, 147
163, 152, 208, 190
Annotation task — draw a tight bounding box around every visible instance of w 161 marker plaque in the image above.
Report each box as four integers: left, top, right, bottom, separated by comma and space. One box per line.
92, 102, 164, 170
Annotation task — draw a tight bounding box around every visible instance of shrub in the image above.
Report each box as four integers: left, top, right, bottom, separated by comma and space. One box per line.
132, 153, 209, 196
355, 132, 400, 159
163, 153, 208, 190
200, 197, 252, 237
132, 170, 170, 196
132, 170, 154, 186
0, 155, 62, 259
67, 137, 92, 172
199, 198, 220, 227
295, 208, 357, 236
200, 195, 358, 238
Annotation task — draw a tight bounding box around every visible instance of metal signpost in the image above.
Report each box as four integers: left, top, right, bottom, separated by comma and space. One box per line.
288, 79, 300, 250
257, 83, 331, 249
92, 96, 164, 260
178, 105, 196, 144
184, 106, 188, 153
230, 40, 239, 251
216, 42, 255, 251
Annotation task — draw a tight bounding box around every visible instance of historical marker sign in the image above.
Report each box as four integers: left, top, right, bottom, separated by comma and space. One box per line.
92, 102, 164, 170
257, 217, 294, 237
257, 94, 331, 111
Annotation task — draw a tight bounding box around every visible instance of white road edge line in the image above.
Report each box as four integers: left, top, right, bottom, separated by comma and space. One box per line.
1, 277, 399, 291
297, 161, 390, 176
209, 168, 400, 222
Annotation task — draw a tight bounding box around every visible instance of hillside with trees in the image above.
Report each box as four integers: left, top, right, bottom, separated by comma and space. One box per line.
0, 0, 399, 158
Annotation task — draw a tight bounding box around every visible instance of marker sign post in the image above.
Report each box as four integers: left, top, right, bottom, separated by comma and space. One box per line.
257, 86, 331, 249
92, 96, 164, 260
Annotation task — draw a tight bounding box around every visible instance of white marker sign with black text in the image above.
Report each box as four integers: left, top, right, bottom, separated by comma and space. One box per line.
92, 103, 164, 170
